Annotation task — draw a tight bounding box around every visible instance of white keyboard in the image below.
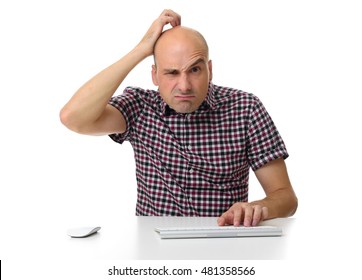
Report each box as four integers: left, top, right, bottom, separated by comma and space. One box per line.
155, 225, 282, 239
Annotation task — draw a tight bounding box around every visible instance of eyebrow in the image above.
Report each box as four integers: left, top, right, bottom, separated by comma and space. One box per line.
183, 58, 206, 71
162, 58, 206, 74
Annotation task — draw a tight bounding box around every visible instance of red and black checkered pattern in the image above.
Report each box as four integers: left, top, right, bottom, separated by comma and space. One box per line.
109, 83, 288, 216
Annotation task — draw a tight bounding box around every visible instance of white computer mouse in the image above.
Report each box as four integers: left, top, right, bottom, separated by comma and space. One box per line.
67, 226, 101, 238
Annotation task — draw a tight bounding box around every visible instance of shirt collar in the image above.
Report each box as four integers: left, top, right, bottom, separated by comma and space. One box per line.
160, 82, 217, 116
204, 82, 217, 110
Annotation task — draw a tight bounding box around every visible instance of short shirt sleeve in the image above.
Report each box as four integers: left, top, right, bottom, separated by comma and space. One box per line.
247, 96, 289, 171
108, 87, 145, 144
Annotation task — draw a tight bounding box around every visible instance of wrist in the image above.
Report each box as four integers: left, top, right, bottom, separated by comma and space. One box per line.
133, 40, 154, 59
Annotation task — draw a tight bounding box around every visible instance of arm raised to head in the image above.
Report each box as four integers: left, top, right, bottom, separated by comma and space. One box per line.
59, 9, 181, 135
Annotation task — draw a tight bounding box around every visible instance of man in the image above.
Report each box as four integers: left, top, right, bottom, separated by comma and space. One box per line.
60, 9, 298, 227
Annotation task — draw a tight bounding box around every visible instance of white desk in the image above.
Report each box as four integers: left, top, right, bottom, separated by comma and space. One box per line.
64, 217, 296, 260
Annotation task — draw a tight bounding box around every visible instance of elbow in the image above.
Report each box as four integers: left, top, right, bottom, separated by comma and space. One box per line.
59, 107, 69, 127
59, 106, 82, 133
288, 193, 298, 217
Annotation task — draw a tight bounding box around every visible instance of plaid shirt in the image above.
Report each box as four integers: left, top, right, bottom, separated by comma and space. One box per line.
109, 83, 288, 216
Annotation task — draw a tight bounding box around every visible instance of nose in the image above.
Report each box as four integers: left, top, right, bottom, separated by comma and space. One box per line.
177, 73, 192, 93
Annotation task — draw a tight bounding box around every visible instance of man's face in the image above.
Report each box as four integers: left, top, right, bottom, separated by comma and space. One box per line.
152, 28, 212, 114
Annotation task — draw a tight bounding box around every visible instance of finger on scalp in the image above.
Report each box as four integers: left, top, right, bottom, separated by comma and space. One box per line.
161, 9, 181, 26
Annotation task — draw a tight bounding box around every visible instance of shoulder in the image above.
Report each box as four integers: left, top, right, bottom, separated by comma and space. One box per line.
211, 84, 261, 109
110, 86, 159, 106
123, 86, 159, 100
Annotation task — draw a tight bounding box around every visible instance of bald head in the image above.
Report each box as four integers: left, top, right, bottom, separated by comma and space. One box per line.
153, 26, 209, 66
151, 25, 212, 113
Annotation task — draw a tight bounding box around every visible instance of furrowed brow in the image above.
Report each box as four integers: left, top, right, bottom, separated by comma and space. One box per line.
162, 68, 179, 74
183, 58, 206, 71
162, 58, 207, 74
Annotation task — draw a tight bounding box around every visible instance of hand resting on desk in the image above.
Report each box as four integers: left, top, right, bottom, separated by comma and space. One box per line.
218, 158, 298, 227
217, 202, 268, 227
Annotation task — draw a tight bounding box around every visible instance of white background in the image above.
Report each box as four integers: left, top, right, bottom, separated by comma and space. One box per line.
1, 0, 361, 279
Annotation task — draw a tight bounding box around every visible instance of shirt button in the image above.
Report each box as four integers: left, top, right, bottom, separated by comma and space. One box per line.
189, 168, 194, 173
187, 145, 192, 151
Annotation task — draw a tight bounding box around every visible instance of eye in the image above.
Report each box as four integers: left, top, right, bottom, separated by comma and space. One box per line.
165, 70, 178, 75
190, 66, 201, 73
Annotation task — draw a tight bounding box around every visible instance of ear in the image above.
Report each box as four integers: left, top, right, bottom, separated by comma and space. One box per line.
208, 60, 213, 81
151, 65, 159, 86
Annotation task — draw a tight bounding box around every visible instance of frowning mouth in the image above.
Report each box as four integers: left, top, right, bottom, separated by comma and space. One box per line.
174, 95, 195, 100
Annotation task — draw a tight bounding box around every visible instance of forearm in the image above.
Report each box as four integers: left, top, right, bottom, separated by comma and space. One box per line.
60, 46, 147, 132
